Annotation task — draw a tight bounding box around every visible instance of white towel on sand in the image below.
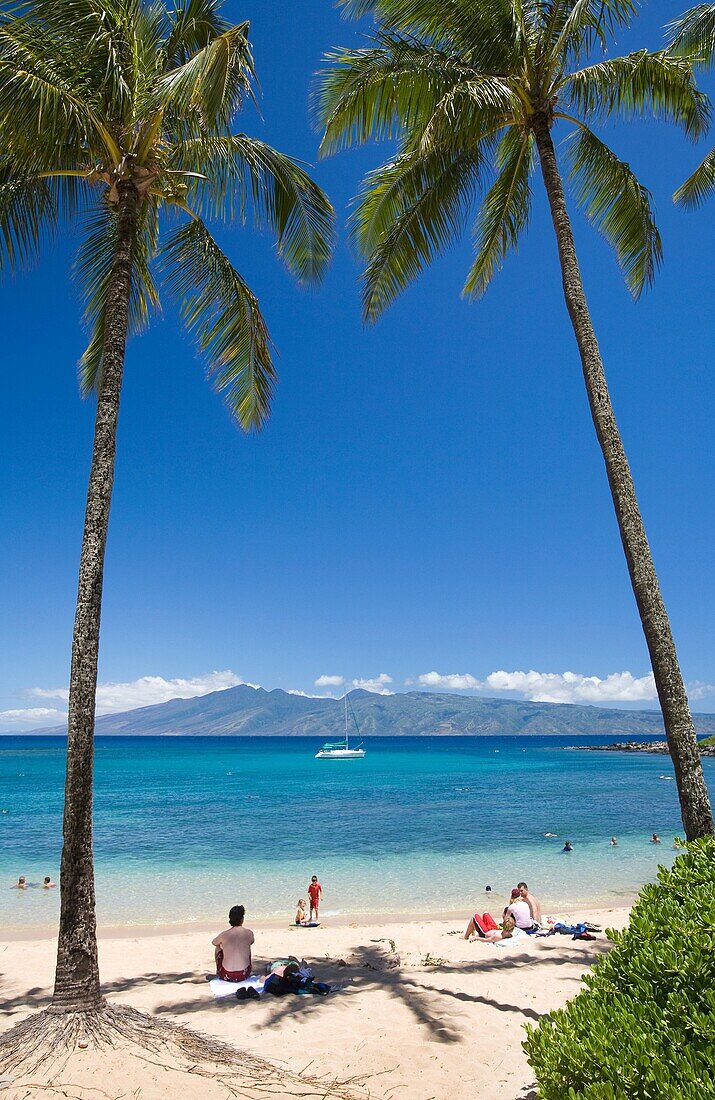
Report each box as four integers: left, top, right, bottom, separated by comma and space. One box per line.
210, 975, 265, 999
494, 928, 529, 949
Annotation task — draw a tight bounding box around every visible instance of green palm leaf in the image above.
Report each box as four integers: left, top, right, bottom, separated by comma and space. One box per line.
674, 146, 715, 206
463, 126, 532, 300
0, 165, 56, 274
551, 0, 638, 62
317, 36, 472, 156
563, 51, 710, 139
563, 125, 661, 296
337, 0, 522, 70
162, 0, 230, 66
157, 21, 255, 128
174, 136, 334, 283
668, 4, 715, 67
353, 144, 489, 321
160, 219, 275, 430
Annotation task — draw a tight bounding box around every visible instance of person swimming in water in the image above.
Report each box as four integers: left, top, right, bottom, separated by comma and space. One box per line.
562, 840, 574, 852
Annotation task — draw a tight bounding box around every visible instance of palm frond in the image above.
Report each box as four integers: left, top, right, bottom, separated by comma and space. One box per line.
563, 50, 711, 139
160, 218, 275, 431
316, 35, 473, 156
463, 125, 532, 299
674, 145, 715, 206
157, 21, 255, 128
563, 125, 661, 297
551, 0, 638, 64
174, 136, 334, 283
352, 143, 489, 321
161, 0, 231, 67
418, 77, 520, 151
667, 4, 715, 68
0, 165, 56, 274
336, 0, 522, 70
75, 199, 160, 396
0, 18, 114, 162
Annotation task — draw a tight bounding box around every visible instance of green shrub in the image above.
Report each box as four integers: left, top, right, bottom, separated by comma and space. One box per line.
523, 836, 715, 1099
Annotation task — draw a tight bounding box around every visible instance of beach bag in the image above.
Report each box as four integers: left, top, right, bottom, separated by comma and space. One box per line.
264, 972, 302, 996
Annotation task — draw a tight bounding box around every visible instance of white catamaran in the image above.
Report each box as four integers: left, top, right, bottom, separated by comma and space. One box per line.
315, 692, 366, 759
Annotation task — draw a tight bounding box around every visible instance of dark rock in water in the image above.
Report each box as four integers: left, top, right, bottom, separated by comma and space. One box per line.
575, 740, 715, 756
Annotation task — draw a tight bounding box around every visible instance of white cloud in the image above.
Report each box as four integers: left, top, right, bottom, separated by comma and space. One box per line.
685, 680, 715, 702
315, 675, 345, 688
352, 673, 393, 695
414, 668, 673, 705
0, 707, 67, 728
484, 669, 658, 704
417, 672, 481, 691
32, 670, 248, 715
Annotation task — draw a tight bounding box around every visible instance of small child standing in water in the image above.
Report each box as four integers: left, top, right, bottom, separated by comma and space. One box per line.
295, 899, 307, 925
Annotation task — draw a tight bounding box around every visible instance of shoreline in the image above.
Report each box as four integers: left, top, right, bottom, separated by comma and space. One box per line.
1, 896, 634, 942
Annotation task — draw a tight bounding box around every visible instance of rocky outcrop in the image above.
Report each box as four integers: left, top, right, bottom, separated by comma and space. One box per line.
576, 740, 715, 756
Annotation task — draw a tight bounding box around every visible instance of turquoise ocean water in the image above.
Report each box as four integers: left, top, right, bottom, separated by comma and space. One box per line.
2, 735, 711, 929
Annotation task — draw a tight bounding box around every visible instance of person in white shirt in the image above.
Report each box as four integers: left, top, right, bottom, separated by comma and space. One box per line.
505, 888, 535, 930
517, 881, 542, 924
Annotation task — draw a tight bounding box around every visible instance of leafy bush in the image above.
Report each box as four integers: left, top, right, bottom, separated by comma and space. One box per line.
523, 837, 715, 1099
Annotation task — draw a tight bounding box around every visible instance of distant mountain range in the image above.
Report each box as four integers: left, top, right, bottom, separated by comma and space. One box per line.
18, 684, 715, 738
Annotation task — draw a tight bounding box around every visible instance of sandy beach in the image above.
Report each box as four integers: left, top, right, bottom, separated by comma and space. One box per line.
0, 905, 630, 1100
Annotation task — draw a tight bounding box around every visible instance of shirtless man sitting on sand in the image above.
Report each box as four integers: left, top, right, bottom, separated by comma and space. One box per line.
212, 905, 254, 982
518, 881, 542, 924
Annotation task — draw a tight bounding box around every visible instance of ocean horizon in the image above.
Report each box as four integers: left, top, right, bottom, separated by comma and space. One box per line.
2, 734, 710, 930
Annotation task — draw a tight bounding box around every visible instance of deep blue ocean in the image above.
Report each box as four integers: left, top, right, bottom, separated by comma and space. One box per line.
2, 735, 711, 928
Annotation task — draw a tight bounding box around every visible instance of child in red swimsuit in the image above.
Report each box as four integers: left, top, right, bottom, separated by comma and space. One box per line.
307, 875, 322, 921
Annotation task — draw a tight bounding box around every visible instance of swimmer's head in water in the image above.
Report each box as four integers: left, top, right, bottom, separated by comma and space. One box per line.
18, 876, 25, 884
229, 905, 245, 926
43, 876, 51, 884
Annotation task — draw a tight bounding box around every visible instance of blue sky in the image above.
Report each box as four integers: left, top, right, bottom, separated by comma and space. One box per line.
1, 1, 714, 730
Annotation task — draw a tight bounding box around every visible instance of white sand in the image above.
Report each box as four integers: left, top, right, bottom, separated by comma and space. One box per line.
0, 907, 630, 1100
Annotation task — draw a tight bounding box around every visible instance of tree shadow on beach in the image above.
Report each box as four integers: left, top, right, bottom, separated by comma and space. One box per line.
0, 936, 611, 1057
142, 939, 610, 1044
0, 981, 51, 1017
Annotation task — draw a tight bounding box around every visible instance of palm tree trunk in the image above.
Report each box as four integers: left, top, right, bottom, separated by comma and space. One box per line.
51, 181, 139, 1012
530, 111, 713, 841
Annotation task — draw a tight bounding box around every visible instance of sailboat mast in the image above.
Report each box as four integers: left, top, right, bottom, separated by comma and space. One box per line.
344, 692, 349, 746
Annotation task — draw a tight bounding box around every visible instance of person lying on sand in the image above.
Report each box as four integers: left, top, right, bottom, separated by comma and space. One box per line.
518, 881, 542, 924
464, 912, 516, 942
212, 904, 254, 982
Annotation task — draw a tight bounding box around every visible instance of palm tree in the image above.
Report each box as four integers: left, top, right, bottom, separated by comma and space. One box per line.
316, 0, 713, 839
0, 0, 333, 1015
670, 5, 715, 204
